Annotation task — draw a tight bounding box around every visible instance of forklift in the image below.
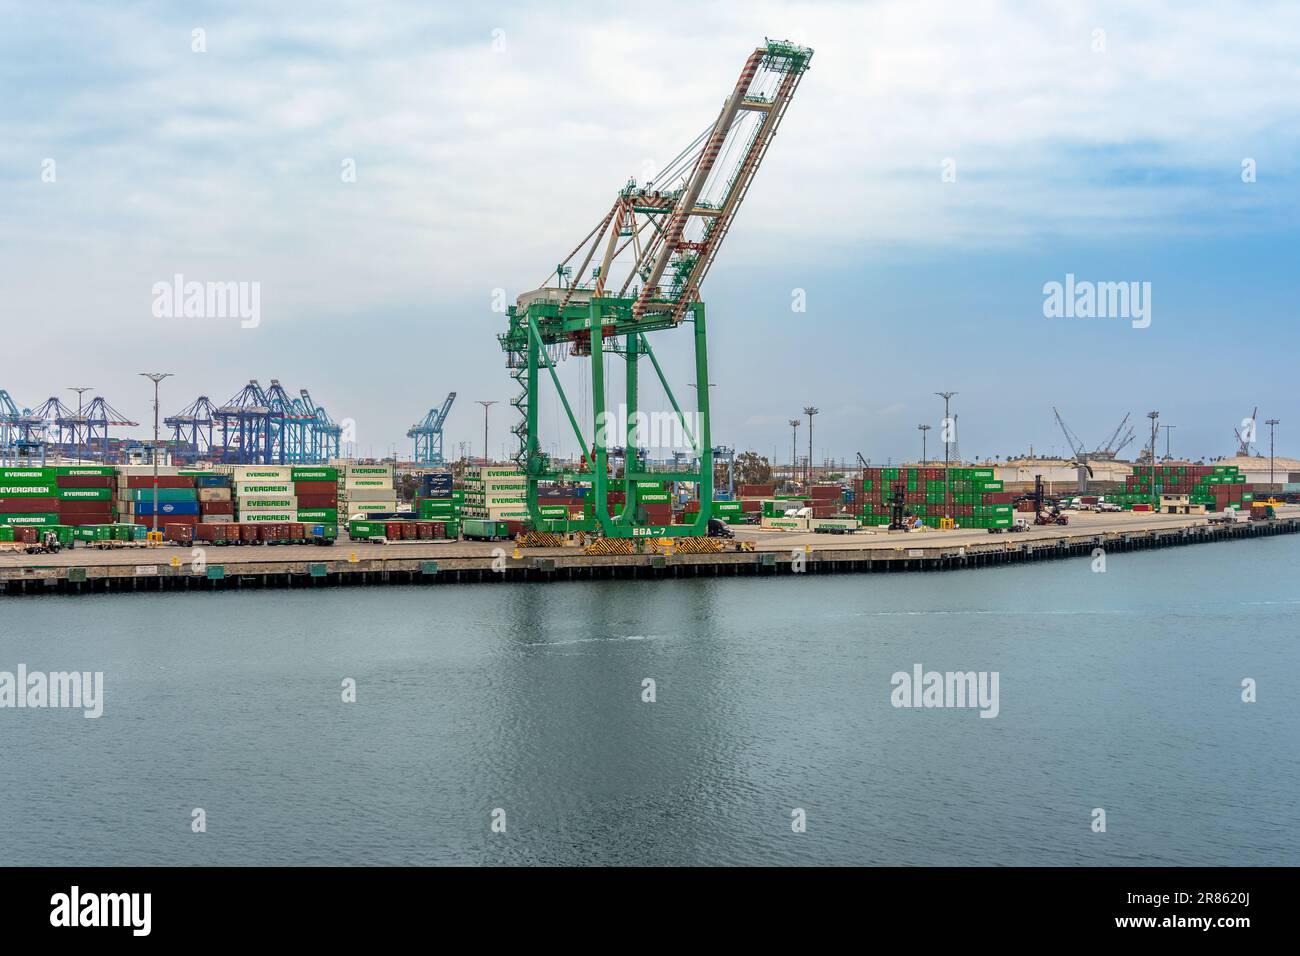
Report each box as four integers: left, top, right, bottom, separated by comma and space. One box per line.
1014, 475, 1069, 526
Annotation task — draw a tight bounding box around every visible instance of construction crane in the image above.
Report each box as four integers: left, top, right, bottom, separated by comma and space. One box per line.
1234, 406, 1258, 456
75, 396, 138, 462
0, 390, 45, 464
165, 396, 219, 462
299, 389, 342, 462
498, 39, 813, 539
408, 392, 457, 466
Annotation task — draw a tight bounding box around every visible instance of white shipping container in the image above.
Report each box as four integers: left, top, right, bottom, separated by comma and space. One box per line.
199, 515, 234, 524
345, 501, 396, 515
344, 478, 393, 490
339, 487, 396, 502
239, 496, 298, 511
236, 481, 294, 497
197, 487, 231, 502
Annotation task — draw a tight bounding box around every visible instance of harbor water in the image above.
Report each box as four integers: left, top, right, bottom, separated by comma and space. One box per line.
1, 535, 1296, 866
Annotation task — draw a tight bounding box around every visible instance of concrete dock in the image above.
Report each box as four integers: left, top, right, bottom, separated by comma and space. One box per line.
1, 508, 1295, 595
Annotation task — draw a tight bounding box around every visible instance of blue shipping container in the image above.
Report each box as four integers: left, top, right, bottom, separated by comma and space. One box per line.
134, 501, 201, 516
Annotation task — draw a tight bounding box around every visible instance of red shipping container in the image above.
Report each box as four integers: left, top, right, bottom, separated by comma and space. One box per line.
295, 493, 338, 509
812, 504, 837, 517
195, 524, 231, 543
400, 522, 417, 540
415, 521, 432, 540
55, 475, 114, 488
164, 523, 194, 544
0, 497, 59, 513
504, 520, 527, 536
428, 522, 447, 539
293, 480, 336, 496
200, 501, 234, 515
289, 522, 305, 541
239, 524, 258, 544
11, 527, 37, 544
811, 485, 840, 499
125, 476, 195, 488
134, 514, 197, 526
385, 521, 404, 539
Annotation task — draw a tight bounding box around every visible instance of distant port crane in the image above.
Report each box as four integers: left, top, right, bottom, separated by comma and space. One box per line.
408, 392, 457, 466
1234, 406, 1258, 456
498, 39, 813, 539
1053, 407, 1136, 491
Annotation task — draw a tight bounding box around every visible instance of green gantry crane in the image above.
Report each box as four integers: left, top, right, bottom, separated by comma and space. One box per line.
498, 39, 813, 539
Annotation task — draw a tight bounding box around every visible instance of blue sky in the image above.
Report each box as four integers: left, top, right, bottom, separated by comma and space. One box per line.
1, 0, 1297, 464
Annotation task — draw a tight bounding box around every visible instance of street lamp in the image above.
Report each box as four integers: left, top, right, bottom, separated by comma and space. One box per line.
1266, 419, 1280, 487
477, 401, 497, 465
788, 419, 800, 487
803, 406, 818, 487
918, 423, 931, 466
140, 372, 173, 534
1146, 411, 1159, 509
936, 392, 957, 519
1160, 424, 1175, 460
68, 387, 92, 464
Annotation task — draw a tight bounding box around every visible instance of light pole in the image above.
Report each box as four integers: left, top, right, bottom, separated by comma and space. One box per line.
788, 419, 800, 487
803, 406, 818, 487
140, 373, 173, 534
1160, 424, 1175, 460
1147, 411, 1159, 509
1266, 419, 1280, 487
936, 392, 956, 519
918, 424, 931, 466
477, 401, 497, 465
68, 387, 92, 464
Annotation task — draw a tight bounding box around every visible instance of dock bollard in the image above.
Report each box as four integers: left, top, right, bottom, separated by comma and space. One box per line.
513, 547, 522, 559
349, 552, 359, 563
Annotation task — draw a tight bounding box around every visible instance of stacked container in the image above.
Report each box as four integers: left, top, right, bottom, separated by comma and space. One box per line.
853, 467, 1014, 529
1112, 464, 1253, 511
463, 466, 529, 522
338, 464, 396, 518
414, 472, 460, 536
291, 466, 339, 526
231, 465, 297, 524
116, 466, 200, 531
0, 465, 60, 529
55, 465, 116, 526
193, 471, 235, 524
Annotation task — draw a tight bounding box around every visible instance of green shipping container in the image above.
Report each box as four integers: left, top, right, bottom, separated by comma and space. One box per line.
0, 513, 59, 526
0, 467, 54, 481
55, 465, 116, 477
0, 482, 57, 496
297, 508, 339, 524
57, 487, 114, 501
292, 467, 339, 481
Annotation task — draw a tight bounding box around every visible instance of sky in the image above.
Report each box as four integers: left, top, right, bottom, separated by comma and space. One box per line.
1, 0, 1297, 466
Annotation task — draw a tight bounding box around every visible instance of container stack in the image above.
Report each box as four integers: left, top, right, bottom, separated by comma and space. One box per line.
55, 465, 116, 526
853, 467, 1015, 529
0, 465, 60, 529
232, 465, 297, 524
338, 464, 396, 518
291, 466, 339, 526
414, 472, 461, 536
1112, 464, 1254, 511
117, 466, 200, 530
463, 466, 529, 523
193, 471, 235, 524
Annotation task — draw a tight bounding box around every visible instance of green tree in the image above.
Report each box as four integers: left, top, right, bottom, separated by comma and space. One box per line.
733, 450, 772, 487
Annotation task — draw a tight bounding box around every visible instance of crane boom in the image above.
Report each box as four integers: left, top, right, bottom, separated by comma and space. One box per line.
498, 39, 812, 540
